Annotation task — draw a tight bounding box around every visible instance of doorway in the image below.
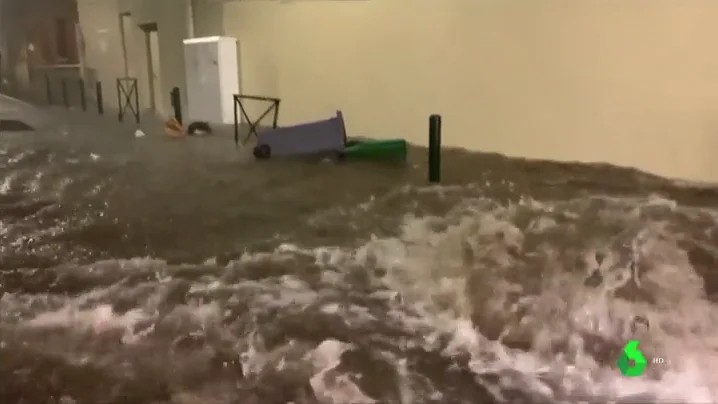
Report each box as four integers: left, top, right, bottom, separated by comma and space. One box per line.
140, 23, 162, 115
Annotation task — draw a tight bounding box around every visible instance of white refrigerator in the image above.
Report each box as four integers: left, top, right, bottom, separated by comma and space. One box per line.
183, 36, 240, 124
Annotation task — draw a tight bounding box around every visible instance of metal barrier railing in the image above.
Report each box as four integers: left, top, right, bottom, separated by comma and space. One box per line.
232, 94, 281, 146
116, 77, 139, 124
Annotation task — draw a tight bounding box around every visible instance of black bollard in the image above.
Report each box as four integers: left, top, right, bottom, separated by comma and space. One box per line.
116, 81, 122, 122
170, 87, 182, 124
428, 114, 442, 183
61, 78, 69, 107
133, 81, 140, 124
96, 82, 104, 115
233, 95, 239, 147
79, 79, 86, 111
45, 74, 52, 105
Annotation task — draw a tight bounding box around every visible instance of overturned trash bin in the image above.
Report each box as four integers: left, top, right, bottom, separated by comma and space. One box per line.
253, 111, 346, 160
253, 110, 407, 162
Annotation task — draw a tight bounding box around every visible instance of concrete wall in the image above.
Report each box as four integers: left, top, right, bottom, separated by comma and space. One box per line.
191, 0, 223, 38
77, 0, 191, 117
80, 0, 718, 182
121, 0, 193, 117
76, 0, 139, 110
155, 0, 192, 117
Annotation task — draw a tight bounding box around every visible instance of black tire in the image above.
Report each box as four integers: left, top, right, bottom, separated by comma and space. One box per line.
253, 144, 271, 159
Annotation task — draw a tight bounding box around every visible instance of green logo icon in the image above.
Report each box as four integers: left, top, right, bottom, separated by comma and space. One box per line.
617, 339, 647, 377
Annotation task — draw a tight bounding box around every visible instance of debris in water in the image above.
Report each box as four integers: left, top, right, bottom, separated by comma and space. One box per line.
631, 315, 650, 334
187, 121, 212, 136
584, 269, 603, 287
164, 117, 185, 137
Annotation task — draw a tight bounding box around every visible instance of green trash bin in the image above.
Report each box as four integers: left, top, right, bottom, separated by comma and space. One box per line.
343, 139, 407, 161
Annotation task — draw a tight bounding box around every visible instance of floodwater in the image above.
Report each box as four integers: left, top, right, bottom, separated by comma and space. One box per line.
1, 99, 718, 404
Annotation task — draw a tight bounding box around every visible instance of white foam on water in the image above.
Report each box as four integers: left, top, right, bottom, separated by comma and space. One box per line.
27, 171, 44, 193
24, 303, 149, 337
207, 188, 718, 403
307, 339, 377, 404
4, 185, 718, 403
7, 151, 29, 165
0, 171, 18, 193
351, 193, 718, 403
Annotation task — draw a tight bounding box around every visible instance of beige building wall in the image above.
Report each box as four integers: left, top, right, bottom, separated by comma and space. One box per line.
191, 0, 223, 38
119, 0, 193, 118
76, 0, 148, 114
77, 0, 191, 117
153, 0, 192, 117
80, 0, 718, 183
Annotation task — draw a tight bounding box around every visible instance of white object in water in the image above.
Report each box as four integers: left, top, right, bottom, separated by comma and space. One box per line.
134, 129, 146, 138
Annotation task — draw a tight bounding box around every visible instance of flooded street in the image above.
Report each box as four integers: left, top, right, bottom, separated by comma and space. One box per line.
2, 98, 718, 403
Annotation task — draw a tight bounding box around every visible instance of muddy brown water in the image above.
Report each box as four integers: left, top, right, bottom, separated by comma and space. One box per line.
1, 108, 718, 404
